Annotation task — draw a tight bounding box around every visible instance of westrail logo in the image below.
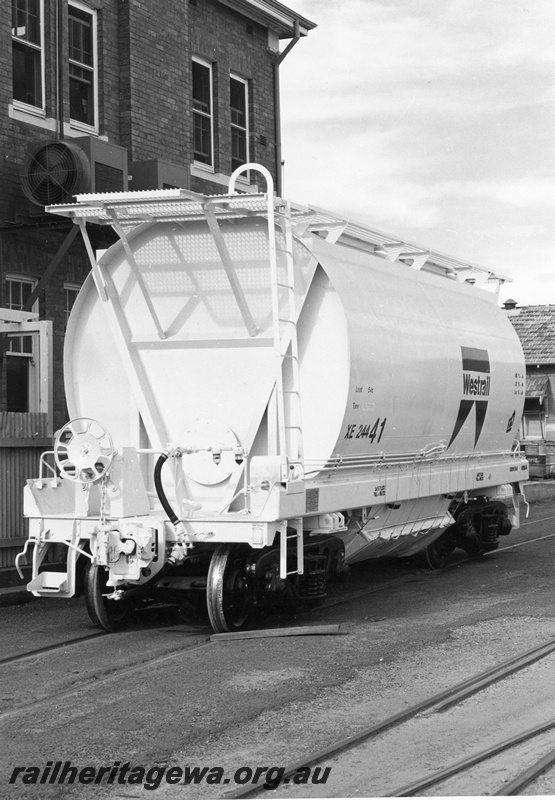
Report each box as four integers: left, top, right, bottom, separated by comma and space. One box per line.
462, 372, 490, 397
448, 346, 490, 448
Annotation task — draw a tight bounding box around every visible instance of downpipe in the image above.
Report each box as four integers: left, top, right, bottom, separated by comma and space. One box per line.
274, 19, 300, 197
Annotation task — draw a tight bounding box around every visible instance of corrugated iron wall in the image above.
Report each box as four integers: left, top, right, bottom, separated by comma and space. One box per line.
0, 412, 49, 439
0, 439, 49, 570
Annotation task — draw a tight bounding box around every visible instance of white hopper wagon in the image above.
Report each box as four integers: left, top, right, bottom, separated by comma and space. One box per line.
17, 165, 529, 632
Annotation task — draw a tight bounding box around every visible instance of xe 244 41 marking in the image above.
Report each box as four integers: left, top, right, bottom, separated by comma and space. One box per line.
344, 418, 387, 441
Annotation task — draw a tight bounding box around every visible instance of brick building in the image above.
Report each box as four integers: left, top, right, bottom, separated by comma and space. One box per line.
0, 0, 314, 576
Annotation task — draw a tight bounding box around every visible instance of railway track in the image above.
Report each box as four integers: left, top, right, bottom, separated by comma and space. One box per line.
0, 631, 107, 667
3, 511, 555, 798
220, 518, 555, 799
0, 631, 212, 722
226, 635, 555, 797
5, 512, 554, 663
385, 723, 555, 796
3, 520, 555, 710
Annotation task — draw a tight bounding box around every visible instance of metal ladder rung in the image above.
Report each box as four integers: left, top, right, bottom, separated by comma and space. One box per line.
271, 198, 304, 466
280, 519, 304, 579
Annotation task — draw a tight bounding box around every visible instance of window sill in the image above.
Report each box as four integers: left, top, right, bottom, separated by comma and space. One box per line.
70, 120, 99, 136
190, 164, 258, 192
192, 160, 215, 174
9, 103, 55, 131
8, 105, 105, 140
11, 101, 46, 118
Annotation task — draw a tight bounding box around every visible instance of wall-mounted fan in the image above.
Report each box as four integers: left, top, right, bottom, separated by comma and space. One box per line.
21, 140, 92, 207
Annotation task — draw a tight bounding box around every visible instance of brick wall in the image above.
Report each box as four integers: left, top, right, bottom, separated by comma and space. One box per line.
189, 0, 278, 192
1, 0, 281, 433
119, 0, 191, 164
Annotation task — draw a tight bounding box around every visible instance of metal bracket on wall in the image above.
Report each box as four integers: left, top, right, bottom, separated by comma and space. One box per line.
22, 223, 81, 312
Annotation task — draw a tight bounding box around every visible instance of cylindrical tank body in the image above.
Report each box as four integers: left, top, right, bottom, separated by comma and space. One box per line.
64, 217, 525, 506
301, 235, 524, 466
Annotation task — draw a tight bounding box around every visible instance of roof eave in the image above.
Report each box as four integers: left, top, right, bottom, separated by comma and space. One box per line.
216, 0, 316, 37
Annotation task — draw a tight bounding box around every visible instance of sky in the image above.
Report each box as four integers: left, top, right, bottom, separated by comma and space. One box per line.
279, 0, 555, 306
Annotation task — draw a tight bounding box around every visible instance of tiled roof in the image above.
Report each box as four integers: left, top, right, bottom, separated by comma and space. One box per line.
506, 305, 555, 364
526, 376, 548, 398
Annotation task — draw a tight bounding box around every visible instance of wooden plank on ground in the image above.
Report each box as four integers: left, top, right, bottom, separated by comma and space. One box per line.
210, 624, 342, 642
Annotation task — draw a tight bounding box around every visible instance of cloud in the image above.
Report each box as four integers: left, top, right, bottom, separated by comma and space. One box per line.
429, 178, 555, 208
283, 0, 555, 121
280, 1, 555, 303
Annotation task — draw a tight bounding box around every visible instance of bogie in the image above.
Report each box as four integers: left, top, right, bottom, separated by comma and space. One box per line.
423, 499, 512, 569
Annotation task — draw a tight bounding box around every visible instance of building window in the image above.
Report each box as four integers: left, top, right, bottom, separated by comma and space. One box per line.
230, 75, 249, 173
64, 284, 80, 328
11, 0, 44, 110
5, 276, 38, 413
193, 58, 214, 168
69, 3, 97, 129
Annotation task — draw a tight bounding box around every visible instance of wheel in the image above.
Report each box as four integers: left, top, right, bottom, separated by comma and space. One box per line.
206, 544, 255, 633
460, 513, 485, 559
54, 418, 114, 484
84, 562, 131, 632
424, 529, 455, 570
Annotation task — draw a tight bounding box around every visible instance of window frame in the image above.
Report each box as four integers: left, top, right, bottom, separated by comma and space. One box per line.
230, 73, 250, 178
64, 283, 81, 330
68, 0, 98, 133
11, 0, 45, 115
4, 275, 40, 413
192, 56, 215, 171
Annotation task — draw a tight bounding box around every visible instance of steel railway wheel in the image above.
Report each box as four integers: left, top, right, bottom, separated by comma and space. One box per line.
459, 512, 486, 558
424, 529, 456, 570
84, 562, 131, 632
206, 544, 255, 633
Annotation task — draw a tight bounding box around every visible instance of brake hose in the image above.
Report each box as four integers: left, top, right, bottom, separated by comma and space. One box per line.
154, 452, 180, 526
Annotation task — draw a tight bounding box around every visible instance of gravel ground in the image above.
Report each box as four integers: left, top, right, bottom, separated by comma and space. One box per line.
3, 496, 555, 799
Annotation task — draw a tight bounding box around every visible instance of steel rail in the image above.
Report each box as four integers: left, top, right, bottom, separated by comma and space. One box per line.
0, 632, 106, 667
434, 639, 555, 712
386, 717, 555, 796
0, 636, 212, 722
494, 744, 555, 795
226, 635, 555, 799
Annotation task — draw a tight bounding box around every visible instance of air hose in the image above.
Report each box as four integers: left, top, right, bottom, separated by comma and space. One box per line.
154, 451, 180, 526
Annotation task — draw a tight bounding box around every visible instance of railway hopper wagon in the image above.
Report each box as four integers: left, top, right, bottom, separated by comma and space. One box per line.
17, 165, 529, 632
